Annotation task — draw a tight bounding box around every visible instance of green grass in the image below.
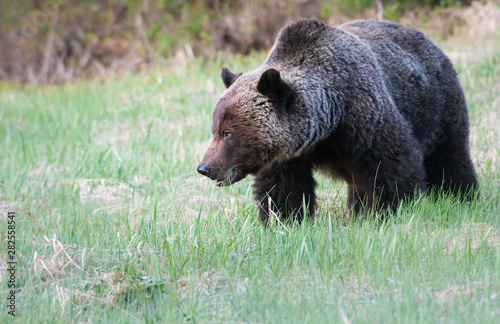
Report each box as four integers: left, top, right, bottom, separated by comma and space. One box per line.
1, 42, 499, 323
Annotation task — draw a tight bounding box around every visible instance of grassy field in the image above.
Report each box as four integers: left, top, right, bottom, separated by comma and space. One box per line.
1, 37, 499, 323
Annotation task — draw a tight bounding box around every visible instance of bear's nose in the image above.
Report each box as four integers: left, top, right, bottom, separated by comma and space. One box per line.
197, 163, 211, 177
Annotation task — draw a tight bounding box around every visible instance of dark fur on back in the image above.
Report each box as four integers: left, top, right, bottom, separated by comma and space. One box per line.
198, 19, 479, 224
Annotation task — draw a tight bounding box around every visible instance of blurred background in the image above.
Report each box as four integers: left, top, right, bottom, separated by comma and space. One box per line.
0, 0, 499, 85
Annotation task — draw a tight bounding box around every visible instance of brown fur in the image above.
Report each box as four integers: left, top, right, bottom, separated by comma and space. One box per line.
198, 19, 478, 224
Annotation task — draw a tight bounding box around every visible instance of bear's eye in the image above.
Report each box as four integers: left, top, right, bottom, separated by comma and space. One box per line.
223, 131, 232, 139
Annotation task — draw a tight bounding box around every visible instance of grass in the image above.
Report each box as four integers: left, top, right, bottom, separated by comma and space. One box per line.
1, 38, 499, 323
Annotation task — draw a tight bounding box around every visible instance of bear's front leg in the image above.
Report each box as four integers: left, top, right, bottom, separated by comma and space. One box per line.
253, 157, 316, 225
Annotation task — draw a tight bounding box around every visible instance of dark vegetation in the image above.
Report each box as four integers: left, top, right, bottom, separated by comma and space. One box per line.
0, 0, 475, 84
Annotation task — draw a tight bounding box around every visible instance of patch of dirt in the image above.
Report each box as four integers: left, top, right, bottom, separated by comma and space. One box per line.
443, 221, 500, 255
75, 178, 150, 216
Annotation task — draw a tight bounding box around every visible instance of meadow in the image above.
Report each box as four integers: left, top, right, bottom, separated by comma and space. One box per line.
1, 37, 499, 323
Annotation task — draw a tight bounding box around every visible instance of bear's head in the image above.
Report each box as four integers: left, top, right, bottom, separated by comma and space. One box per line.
197, 66, 295, 186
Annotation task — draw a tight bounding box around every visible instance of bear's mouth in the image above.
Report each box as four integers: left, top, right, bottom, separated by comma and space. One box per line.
216, 168, 244, 187
216, 180, 230, 187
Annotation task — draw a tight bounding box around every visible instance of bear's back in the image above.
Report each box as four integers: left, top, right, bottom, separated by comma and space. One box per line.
267, 19, 456, 150
339, 20, 454, 147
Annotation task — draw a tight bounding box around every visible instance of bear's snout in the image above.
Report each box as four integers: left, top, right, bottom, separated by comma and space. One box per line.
197, 163, 214, 179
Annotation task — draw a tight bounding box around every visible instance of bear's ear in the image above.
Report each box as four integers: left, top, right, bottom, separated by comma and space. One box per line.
257, 68, 282, 97
221, 67, 242, 89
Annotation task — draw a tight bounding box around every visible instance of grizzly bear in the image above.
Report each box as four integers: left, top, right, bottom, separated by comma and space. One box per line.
197, 19, 478, 224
